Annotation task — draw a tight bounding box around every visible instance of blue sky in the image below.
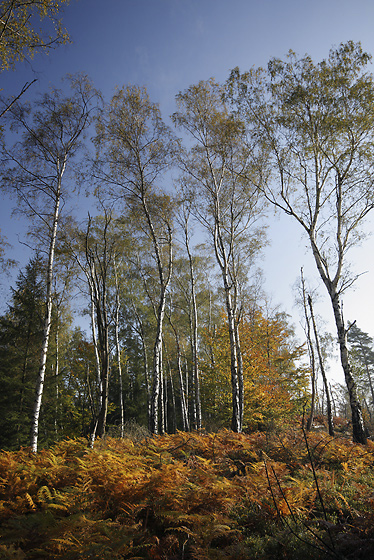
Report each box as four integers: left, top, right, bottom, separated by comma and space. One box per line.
2, 0, 374, 377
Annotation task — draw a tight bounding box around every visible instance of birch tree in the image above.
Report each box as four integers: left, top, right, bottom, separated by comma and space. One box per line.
173, 79, 266, 433
0, 0, 71, 120
229, 41, 374, 444
173, 198, 203, 429
113, 258, 125, 438
0, 0, 70, 72
2, 75, 97, 451
68, 207, 120, 442
94, 85, 177, 434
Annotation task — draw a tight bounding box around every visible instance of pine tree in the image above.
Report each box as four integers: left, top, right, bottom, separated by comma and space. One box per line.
0, 258, 45, 449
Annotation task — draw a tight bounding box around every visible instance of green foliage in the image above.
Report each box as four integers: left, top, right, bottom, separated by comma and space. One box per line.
0, 258, 102, 450
0, 0, 71, 72
1, 431, 374, 558
348, 323, 374, 417
0, 258, 45, 449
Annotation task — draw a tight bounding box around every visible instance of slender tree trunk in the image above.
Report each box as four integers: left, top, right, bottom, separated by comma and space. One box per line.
114, 264, 125, 438
184, 355, 190, 426
163, 365, 168, 433
86, 365, 96, 425
234, 319, 244, 428
179, 355, 190, 432
330, 384, 337, 417
167, 360, 177, 433
213, 214, 242, 433
147, 224, 172, 434
169, 319, 189, 431
157, 345, 165, 435
224, 282, 242, 433
308, 295, 334, 437
90, 296, 102, 400
208, 291, 216, 370
185, 233, 202, 430
150, 296, 165, 434
300, 269, 317, 430
134, 309, 151, 429
30, 172, 62, 453
95, 297, 110, 439
116, 335, 125, 440
54, 324, 60, 436
88, 281, 101, 443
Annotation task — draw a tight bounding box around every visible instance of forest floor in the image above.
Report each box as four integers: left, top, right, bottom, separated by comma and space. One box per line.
1, 426, 374, 559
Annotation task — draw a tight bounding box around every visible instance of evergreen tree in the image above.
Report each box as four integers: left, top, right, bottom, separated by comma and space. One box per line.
348, 323, 374, 418
0, 257, 45, 449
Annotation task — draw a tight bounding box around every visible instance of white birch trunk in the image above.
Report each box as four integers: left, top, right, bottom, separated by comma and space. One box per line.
114, 264, 125, 438
143, 199, 172, 435
151, 304, 165, 434
186, 236, 202, 430
169, 320, 189, 431
54, 325, 59, 436
30, 165, 63, 453
213, 215, 242, 433
91, 295, 102, 399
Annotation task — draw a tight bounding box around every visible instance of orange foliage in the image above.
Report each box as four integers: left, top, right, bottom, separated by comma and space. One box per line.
1, 431, 374, 558
201, 309, 309, 429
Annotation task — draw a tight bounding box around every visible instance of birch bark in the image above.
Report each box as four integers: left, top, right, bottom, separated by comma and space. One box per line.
31, 170, 63, 452
2, 76, 97, 452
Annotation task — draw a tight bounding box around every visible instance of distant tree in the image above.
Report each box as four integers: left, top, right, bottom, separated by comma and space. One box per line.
348, 323, 374, 416
229, 41, 374, 444
113, 257, 125, 438
1, 75, 97, 451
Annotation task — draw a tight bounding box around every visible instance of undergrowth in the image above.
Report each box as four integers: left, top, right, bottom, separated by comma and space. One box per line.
1, 429, 374, 559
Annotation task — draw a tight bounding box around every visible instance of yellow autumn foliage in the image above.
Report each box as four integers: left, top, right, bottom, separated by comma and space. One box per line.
201, 309, 309, 430
0, 431, 374, 558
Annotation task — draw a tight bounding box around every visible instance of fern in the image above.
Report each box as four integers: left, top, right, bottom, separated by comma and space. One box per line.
1, 432, 374, 558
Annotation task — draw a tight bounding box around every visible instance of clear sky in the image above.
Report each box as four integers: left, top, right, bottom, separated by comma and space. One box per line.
1, 0, 374, 380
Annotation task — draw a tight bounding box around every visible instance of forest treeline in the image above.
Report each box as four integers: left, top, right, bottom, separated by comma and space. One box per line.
1, 32, 374, 451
